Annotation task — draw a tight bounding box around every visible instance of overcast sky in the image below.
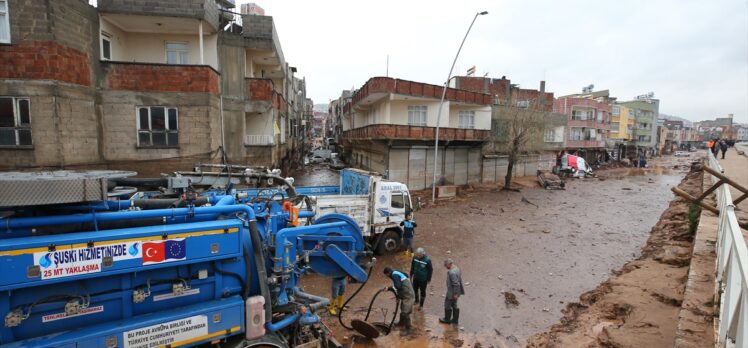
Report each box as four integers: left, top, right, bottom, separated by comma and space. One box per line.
246, 0, 748, 124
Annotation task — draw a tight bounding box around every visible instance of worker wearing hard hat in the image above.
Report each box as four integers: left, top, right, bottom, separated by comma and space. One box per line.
384, 266, 416, 335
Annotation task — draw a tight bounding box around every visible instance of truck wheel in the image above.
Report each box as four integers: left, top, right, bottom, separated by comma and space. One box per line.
376, 230, 401, 255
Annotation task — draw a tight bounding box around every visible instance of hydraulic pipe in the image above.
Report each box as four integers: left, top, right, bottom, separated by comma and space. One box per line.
248, 219, 273, 323
293, 287, 330, 311
1, 202, 254, 230
298, 210, 315, 219
273, 222, 349, 265
264, 313, 301, 332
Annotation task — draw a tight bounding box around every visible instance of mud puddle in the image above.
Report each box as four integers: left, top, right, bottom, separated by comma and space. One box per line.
296, 156, 696, 347
289, 163, 340, 186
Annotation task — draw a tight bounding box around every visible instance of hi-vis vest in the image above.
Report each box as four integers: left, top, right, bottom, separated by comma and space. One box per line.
392, 270, 408, 281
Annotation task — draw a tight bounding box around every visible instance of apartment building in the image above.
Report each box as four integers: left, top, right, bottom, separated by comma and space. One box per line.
341, 77, 492, 189
617, 98, 659, 153
610, 104, 635, 141
554, 90, 612, 163
0, 0, 309, 175
454, 76, 565, 179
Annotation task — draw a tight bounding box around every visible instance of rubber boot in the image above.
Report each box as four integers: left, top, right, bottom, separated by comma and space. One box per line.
439, 308, 452, 324
400, 316, 411, 336
397, 313, 408, 327
414, 293, 420, 309
452, 308, 460, 325
419, 296, 425, 309
337, 296, 348, 310
328, 301, 337, 316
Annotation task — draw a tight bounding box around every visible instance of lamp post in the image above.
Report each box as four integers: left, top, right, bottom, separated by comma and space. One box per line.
431, 11, 488, 202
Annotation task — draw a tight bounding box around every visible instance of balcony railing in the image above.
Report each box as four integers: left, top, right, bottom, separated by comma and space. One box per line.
245, 78, 288, 112
566, 139, 606, 148
343, 124, 489, 142
568, 119, 611, 129
102, 62, 220, 95
245, 134, 275, 146
344, 77, 492, 113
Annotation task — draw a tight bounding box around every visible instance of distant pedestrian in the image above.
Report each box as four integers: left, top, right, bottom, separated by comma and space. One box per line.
638, 152, 646, 168
400, 213, 417, 258
711, 139, 721, 156
439, 258, 465, 325
328, 276, 347, 315
384, 267, 415, 335
410, 247, 433, 309
719, 139, 729, 159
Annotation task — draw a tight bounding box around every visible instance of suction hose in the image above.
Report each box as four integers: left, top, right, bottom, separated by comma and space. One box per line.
337, 260, 401, 335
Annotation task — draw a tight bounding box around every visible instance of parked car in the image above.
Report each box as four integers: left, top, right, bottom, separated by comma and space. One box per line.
674, 151, 690, 157
329, 158, 345, 170
310, 155, 325, 164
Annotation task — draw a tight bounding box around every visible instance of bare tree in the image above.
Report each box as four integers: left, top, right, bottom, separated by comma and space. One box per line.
488, 103, 551, 190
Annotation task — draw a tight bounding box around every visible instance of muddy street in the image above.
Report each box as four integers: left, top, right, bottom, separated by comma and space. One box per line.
297, 156, 693, 347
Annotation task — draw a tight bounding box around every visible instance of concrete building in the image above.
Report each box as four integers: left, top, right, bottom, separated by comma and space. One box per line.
453, 75, 553, 112
0, 0, 310, 175
554, 90, 612, 163
341, 77, 492, 190
736, 125, 748, 142
696, 114, 735, 141
662, 120, 700, 152
617, 97, 660, 153
610, 104, 635, 142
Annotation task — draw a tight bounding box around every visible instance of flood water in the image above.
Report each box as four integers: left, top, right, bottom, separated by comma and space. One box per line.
293, 157, 693, 347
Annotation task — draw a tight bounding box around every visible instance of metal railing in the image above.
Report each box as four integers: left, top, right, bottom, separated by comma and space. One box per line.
244, 134, 274, 146
709, 151, 748, 347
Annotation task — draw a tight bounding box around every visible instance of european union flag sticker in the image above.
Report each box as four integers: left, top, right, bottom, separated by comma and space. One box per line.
164, 239, 187, 260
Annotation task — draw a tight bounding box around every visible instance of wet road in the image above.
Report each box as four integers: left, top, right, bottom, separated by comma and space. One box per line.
294, 157, 693, 347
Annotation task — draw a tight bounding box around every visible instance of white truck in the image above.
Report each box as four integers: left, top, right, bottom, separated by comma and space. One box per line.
311, 168, 414, 254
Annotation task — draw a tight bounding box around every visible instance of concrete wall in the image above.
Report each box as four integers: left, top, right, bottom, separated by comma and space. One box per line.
98, 0, 220, 30
99, 91, 220, 162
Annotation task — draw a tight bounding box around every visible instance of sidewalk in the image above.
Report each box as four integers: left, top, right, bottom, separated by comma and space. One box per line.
675, 150, 747, 347
716, 147, 748, 212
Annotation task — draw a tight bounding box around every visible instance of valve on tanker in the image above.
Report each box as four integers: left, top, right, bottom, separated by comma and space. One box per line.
172, 282, 188, 296
64, 299, 81, 316
132, 289, 149, 303
4, 309, 23, 328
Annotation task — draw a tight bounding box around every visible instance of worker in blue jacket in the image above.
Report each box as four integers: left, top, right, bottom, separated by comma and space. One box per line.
383, 266, 416, 335
410, 247, 433, 309
399, 213, 417, 258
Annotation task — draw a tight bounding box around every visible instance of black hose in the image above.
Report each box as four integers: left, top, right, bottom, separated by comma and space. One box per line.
337, 266, 375, 330
248, 219, 273, 323
337, 263, 399, 335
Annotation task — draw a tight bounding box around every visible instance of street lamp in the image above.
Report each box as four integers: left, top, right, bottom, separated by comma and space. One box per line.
431, 11, 488, 202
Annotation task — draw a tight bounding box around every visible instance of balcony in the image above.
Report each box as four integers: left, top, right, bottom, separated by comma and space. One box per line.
245, 134, 275, 146
98, 0, 220, 31
101, 62, 220, 95
568, 119, 611, 130
633, 128, 652, 137
566, 140, 606, 148
345, 77, 492, 113
343, 124, 489, 142
245, 78, 288, 113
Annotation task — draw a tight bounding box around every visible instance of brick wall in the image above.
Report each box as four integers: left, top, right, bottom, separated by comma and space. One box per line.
99, 91, 220, 165
102, 63, 220, 96
0, 41, 92, 86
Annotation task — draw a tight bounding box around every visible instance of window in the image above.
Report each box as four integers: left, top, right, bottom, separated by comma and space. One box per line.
544, 129, 554, 142
458, 110, 475, 129
570, 128, 583, 141
0, 97, 31, 146
407, 105, 427, 126
612, 105, 620, 116
391, 193, 404, 208
137, 106, 178, 147
0, 0, 9, 44
101, 32, 112, 60
611, 122, 620, 132
516, 100, 529, 108
165, 42, 188, 64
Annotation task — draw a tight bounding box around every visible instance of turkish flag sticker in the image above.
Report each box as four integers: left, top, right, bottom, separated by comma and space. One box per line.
142, 242, 165, 264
